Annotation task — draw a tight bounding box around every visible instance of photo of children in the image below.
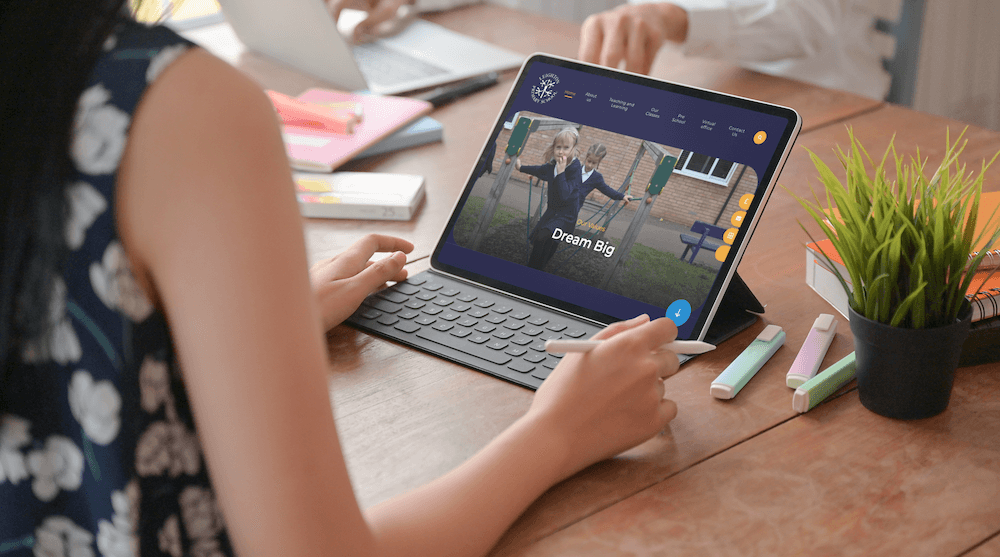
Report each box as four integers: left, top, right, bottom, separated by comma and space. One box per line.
452, 111, 759, 311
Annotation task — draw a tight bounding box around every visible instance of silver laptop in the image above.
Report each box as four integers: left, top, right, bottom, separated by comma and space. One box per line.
215, 0, 523, 95
346, 54, 801, 390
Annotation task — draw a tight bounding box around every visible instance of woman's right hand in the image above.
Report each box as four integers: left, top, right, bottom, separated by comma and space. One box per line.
527, 315, 680, 479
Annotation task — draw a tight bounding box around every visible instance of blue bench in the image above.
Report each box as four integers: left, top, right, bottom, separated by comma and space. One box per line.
680, 221, 727, 263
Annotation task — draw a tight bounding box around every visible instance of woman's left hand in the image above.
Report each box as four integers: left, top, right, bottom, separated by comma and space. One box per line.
310, 234, 414, 331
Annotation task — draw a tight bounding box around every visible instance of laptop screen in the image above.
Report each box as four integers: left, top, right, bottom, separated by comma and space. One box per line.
432, 55, 800, 341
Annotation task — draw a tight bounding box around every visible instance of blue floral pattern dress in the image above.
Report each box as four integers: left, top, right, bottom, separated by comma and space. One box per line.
0, 19, 234, 557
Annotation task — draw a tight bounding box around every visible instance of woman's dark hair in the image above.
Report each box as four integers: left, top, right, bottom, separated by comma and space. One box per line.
0, 0, 130, 410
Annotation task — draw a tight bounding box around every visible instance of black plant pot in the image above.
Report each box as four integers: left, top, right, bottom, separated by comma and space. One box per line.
849, 303, 972, 420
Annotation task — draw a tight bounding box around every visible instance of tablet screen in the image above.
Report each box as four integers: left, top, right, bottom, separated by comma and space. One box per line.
432, 55, 800, 340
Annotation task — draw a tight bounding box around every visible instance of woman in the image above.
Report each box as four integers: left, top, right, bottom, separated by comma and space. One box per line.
0, 2, 680, 555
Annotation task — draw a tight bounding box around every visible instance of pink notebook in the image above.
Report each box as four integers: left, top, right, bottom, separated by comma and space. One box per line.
277, 89, 432, 172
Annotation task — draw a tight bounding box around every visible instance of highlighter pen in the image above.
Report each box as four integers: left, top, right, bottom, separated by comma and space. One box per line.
710, 324, 785, 400
545, 339, 715, 355
792, 352, 856, 413
786, 313, 838, 388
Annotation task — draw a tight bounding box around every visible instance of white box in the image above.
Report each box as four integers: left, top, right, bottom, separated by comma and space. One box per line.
294, 172, 425, 221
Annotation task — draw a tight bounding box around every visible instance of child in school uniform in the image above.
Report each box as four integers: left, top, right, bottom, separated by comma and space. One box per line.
515, 127, 582, 271
576, 143, 633, 220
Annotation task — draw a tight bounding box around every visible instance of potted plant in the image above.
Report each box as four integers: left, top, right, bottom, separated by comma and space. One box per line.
792, 128, 1000, 419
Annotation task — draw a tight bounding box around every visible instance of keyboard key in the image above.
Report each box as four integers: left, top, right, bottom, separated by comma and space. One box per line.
485, 315, 506, 324
423, 283, 443, 291
468, 334, 490, 344
450, 328, 472, 338
398, 310, 419, 320
565, 329, 587, 338
440, 288, 460, 297
493, 305, 513, 314
404, 275, 427, 286
523, 327, 544, 336
502, 322, 524, 331
505, 346, 528, 357
359, 309, 381, 320
393, 283, 420, 295
493, 330, 514, 340
524, 353, 546, 364
422, 306, 443, 316
440, 312, 460, 321
432, 322, 453, 332
511, 337, 532, 346
468, 309, 489, 318
538, 331, 561, 341
404, 300, 426, 310
511, 311, 531, 320
541, 357, 560, 370
377, 315, 399, 326
457, 293, 477, 303
377, 290, 409, 304
394, 321, 420, 334
474, 300, 495, 308
529, 341, 547, 352
414, 315, 436, 326
474, 324, 496, 333
531, 367, 551, 380
508, 360, 535, 374
527, 316, 549, 326
368, 299, 402, 314
433, 298, 453, 307
457, 317, 477, 327
545, 323, 567, 332
486, 340, 509, 350
416, 292, 436, 301
452, 304, 471, 312
415, 329, 512, 366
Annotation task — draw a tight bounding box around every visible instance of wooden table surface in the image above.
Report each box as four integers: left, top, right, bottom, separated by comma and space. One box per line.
187, 6, 1000, 555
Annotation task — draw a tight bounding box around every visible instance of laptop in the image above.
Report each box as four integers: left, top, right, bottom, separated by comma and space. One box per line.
347, 54, 801, 389
215, 0, 523, 95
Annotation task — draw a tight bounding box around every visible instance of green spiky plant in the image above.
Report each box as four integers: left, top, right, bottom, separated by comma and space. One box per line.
791, 128, 1000, 329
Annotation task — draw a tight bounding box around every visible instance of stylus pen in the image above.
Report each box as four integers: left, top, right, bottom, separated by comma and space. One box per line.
416, 72, 500, 107
545, 339, 716, 355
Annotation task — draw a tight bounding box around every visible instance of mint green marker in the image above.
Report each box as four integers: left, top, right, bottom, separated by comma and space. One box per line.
792, 352, 857, 413
710, 324, 785, 400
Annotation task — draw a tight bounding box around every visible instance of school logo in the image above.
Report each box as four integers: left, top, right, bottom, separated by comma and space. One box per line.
531, 73, 560, 104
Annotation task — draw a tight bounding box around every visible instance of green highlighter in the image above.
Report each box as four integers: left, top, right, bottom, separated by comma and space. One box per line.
710, 325, 785, 400
791, 352, 857, 413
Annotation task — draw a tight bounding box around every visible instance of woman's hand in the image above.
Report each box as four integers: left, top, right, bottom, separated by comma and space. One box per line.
527, 315, 680, 478
326, 0, 415, 43
309, 234, 414, 331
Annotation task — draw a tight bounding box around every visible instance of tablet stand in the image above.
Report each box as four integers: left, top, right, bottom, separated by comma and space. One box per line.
703, 272, 765, 346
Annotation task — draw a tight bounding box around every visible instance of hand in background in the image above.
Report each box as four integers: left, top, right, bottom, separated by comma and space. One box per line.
529, 315, 680, 478
513, 156, 522, 170
326, 0, 415, 43
578, 2, 689, 75
310, 234, 414, 331
555, 154, 568, 175
623, 195, 635, 204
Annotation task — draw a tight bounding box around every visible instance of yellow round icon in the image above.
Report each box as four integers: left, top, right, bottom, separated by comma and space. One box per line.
724, 228, 739, 245
754, 131, 767, 144
731, 211, 747, 228
715, 245, 731, 262
739, 194, 754, 210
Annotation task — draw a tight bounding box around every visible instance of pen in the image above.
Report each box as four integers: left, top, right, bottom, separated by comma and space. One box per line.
416, 72, 500, 107
544, 339, 716, 355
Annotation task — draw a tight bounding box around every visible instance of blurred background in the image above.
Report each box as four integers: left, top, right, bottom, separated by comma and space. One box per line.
150, 0, 1000, 131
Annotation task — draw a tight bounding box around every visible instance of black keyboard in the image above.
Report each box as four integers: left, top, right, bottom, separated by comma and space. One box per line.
346, 271, 603, 389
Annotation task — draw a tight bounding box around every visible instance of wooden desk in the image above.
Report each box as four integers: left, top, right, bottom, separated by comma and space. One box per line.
189, 6, 1000, 555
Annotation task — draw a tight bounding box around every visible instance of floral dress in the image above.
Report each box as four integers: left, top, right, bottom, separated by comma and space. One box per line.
0, 19, 234, 557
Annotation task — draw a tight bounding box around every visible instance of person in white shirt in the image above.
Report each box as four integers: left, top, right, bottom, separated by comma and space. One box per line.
577, 0, 891, 100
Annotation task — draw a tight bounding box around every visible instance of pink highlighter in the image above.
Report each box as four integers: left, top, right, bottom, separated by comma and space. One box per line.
786, 314, 838, 388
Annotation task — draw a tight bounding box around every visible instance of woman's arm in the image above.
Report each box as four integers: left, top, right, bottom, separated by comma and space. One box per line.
118, 48, 679, 557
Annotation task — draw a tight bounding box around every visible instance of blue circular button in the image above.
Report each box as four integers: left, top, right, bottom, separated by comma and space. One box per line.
666, 300, 692, 326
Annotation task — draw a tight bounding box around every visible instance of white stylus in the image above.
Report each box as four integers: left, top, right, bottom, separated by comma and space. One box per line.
545, 339, 716, 354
